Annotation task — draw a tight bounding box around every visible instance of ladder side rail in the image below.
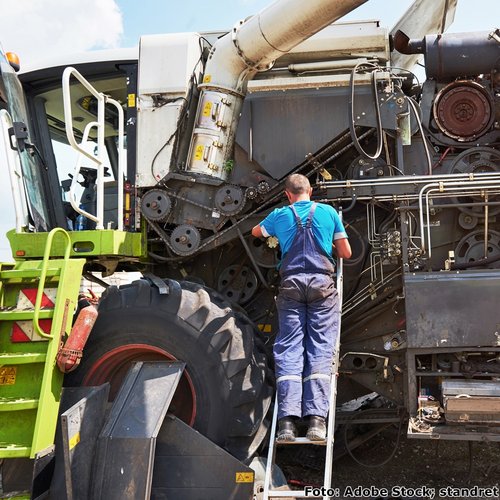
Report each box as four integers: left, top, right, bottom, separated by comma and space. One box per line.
262, 394, 279, 500
323, 248, 343, 494
323, 210, 345, 491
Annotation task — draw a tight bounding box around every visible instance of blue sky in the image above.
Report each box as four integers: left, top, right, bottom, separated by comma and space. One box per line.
115, 0, 498, 48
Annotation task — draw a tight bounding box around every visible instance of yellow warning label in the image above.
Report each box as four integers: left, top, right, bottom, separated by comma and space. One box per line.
203, 74, 212, 83
235, 472, 254, 483
127, 93, 136, 107
69, 432, 81, 450
194, 144, 204, 161
0, 367, 16, 385
202, 101, 212, 117
319, 168, 332, 180
258, 324, 272, 333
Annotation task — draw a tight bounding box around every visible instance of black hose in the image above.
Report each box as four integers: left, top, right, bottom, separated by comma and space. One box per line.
340, 194, 357, 213
348, 62, 384, 160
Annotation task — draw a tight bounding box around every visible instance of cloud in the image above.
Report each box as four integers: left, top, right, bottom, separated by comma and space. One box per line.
1, 0, 123, 64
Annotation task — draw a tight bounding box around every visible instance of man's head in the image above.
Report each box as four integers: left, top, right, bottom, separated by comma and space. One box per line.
285, 174, 312, 202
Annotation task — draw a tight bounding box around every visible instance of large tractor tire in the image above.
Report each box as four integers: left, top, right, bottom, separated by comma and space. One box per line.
66, 279, 274, 462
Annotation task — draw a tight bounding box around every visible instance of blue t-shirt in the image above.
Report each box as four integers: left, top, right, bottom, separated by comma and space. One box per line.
260, 201, 347, 262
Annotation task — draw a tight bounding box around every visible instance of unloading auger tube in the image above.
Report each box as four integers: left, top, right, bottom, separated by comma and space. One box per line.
186, 0, 368, 180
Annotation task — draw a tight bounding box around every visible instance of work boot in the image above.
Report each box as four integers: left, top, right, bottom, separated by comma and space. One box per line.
277, 417, 297, 442
306, 416, 326, 441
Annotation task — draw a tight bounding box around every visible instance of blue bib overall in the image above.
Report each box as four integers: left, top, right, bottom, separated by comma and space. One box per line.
274, 203, 339, 419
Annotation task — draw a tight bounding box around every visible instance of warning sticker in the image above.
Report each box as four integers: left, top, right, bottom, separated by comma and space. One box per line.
235, 472, 254, 483
202, 101, 212, 117
69, 431, 81, 450
0, 367, 16, 385
128, 93, 136, 108
194, 145, 204, 161
203, 74, 211, 83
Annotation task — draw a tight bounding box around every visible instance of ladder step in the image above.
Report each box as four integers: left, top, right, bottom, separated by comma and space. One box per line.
276, 436, 328, 446
0, 443, 31, 458
0, 352, 47, 364
267, 490, 324, 498
0, 397, 39, 411
0, 309, 54, 321
0, 268, 61, 280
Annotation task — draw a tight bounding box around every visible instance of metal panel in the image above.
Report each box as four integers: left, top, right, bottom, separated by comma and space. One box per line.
91, 361, 185, 500
404, 270, 500, 348
50, 385, 110, 500
151, 415, 254, 500
236, 86, 373, 180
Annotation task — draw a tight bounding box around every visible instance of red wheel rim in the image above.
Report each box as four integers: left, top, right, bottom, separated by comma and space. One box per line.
82, 343, 197, 426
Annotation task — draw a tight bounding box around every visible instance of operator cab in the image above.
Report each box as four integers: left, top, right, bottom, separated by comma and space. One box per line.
16, 49, 138, 232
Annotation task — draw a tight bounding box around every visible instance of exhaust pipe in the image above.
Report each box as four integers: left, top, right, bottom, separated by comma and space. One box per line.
394, 29, 500, 80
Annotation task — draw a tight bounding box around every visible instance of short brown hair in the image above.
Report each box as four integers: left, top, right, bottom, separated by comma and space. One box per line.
285, 174, 310, 195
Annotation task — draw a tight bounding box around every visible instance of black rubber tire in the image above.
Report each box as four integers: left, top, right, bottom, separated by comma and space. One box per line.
65, 278, 273, 462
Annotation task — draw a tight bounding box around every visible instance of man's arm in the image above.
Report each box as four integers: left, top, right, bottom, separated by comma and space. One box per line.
333, 237, 352, 259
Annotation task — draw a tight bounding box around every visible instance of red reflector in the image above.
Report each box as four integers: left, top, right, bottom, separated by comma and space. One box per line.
15, 250, 26, 256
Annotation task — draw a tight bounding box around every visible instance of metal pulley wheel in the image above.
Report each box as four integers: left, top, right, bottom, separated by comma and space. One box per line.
348, 156, 389, 180
433, 80, 494, 141
245, 186, 258, 200
217, 265, 258, 304
141, 189, 172, 222
449, 147, 500, 217
257, 181, 270, 195
457, 212, 478, 230
214, 185, 245, 215
454, 229, 500, 267
247, 236, 279, 269
170, 224, 201, 256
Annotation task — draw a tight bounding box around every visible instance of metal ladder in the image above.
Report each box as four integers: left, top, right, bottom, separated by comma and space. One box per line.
0, 228, 85, 459
262, 254, 344, 499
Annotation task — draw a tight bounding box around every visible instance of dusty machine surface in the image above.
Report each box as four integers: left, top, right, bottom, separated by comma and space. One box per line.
1, 0, 500, 496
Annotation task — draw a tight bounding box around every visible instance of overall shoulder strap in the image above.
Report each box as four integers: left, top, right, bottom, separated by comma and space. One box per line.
305, 203, 317, 228
289, 204, 303, 228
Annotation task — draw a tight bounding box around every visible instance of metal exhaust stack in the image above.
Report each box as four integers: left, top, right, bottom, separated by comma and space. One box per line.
186, 0, 368, 180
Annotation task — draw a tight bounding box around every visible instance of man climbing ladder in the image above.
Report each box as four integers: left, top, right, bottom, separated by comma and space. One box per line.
252, 174, 351, 441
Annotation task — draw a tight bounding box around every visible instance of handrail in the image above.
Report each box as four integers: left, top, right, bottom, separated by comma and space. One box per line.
62, 66, 125, 231
33, 228, 71, 339
69, 121, 100, 223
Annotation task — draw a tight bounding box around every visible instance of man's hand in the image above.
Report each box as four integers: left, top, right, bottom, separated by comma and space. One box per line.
251, 225, 264, 238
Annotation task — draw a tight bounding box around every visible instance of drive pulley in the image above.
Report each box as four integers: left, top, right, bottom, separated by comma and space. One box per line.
170, 224, 201, 256
214, 185, 245, 216
141, 189, 172, 222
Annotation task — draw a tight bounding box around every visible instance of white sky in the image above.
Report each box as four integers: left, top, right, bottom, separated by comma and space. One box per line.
0, 0, 498, 259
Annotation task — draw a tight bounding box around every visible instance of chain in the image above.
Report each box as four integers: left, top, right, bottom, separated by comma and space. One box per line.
146, 131, 366, 259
